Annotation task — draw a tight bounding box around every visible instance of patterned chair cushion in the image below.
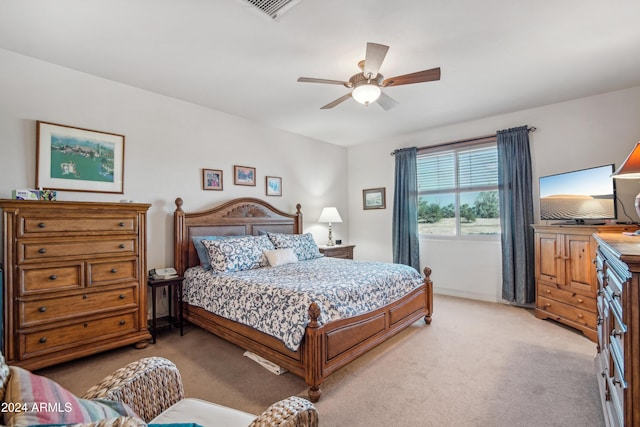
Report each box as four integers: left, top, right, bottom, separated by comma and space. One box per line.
267, 233, 322, 261
3, 366, 141, 426
0, 352, 9, 402
203, 235, 275, 273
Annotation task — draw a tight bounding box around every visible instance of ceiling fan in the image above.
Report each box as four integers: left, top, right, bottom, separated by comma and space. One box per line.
297, 42, 441, 110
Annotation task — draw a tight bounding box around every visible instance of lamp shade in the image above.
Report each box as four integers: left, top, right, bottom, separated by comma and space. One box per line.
612, 142, 640, 179
318, 207, 343, 223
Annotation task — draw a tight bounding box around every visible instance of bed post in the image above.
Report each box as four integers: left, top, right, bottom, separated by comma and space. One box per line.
423, 266, 433, 325
304, 302, 322, 402
295, 203, 303, 234
174, 198, 186, 275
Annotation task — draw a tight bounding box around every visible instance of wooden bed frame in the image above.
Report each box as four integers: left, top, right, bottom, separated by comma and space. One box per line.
174, 197, 433, 402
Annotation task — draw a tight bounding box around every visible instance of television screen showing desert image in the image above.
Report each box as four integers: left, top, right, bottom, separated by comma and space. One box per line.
540, 165, 615, 220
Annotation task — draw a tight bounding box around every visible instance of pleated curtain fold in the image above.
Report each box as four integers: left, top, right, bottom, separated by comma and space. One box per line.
497, 126, 535, 304
392, 147, 420, 271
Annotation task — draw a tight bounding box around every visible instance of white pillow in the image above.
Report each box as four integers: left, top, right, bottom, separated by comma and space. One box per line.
263, 248, 298, 266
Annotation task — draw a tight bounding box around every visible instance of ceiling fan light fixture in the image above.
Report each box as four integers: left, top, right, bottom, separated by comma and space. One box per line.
352, 82, 381, 105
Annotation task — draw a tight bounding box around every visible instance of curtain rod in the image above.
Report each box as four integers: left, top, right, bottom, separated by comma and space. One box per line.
390, 126, 537, 155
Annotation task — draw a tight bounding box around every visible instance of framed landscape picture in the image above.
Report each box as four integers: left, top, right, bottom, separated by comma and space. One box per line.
36, 121, 125, 194
265, 176, 282, 196
234, 165, 256, 186
363, 187, 386, 210
203, 168, 223, 191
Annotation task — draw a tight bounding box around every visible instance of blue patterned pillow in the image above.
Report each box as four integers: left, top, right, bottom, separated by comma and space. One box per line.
203, 235, 275, 273
267, 233, 322, 261
191, 235, 246, 271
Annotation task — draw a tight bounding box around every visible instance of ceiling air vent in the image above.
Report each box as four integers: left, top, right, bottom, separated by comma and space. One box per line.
243, 0, 303, 20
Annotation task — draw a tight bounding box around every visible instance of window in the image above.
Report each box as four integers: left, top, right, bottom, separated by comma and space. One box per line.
417, 140, 500, 237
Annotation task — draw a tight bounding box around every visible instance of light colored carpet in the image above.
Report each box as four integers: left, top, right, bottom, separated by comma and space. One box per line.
37, 295, 604, 427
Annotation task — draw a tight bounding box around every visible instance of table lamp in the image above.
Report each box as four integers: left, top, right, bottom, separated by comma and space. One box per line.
318, 207, 342, 246
612, 141, 640, 218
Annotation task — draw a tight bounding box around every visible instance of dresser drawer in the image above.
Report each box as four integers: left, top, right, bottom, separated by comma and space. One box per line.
19, 214, 137, 236
20, 238, 136, 262
537, 295, 597, 329
87, 258, 138, 286
19, 287, 136, 327
21, 312, 137, 357
19, 263, 83, 294
538, 282, 596, 312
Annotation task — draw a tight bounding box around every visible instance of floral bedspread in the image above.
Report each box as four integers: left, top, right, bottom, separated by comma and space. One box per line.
183, 257, 424, 351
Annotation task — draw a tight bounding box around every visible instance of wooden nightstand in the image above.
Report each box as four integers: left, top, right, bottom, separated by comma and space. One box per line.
318, 244, 355, 259
147, 276, 184, 343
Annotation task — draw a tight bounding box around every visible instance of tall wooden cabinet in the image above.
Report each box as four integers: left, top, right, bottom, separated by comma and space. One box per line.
0, 200, 151, 370
533, 224, 636, 342
593, 233, 640, 427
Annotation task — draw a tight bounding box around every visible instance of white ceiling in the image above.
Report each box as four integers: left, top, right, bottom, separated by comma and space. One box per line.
1, 0, 640, 147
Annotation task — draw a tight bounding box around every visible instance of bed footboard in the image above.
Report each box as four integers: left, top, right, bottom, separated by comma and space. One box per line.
303, 266, 433, 402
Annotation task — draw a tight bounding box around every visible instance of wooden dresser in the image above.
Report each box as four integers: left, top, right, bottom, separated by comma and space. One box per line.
533, 224, 636, 342
594, 232, 640, 427
0, 200, 152, 370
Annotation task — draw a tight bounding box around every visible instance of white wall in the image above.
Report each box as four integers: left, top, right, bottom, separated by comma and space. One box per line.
348, 86, 640, 302
0, 49, 349, 272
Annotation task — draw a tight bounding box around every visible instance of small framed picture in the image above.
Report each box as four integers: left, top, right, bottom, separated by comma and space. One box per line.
234, 165, 256, 186
266, 176, 282, 196
363, 187, 386, 210
203, 169, 223, 191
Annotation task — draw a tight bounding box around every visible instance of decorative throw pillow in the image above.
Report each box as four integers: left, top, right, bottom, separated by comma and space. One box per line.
203, 235, 275, 273
263, 248, 298, 267
0, 352, 9, 402
191, 235, 246, 271
3, 366, 141, 426
267, 233, 322, 261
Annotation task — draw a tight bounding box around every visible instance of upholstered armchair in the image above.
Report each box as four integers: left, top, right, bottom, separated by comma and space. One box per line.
0, 354, 318, 427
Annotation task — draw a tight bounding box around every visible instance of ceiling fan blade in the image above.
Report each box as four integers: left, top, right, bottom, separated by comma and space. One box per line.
298, 77, 351, 86
382, 67, 441, 87
363, 43, 389, 78
320, 93, 352, 109
376, 92, 399, 111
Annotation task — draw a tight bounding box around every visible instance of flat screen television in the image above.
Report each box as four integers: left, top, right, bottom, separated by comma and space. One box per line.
539, 164, 617, 223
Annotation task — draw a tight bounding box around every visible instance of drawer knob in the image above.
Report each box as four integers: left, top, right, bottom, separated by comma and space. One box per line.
82, 294, 88, 300
577, 314, 584, 319
119, 320, 126, 325
38, 248, 46, 254
576, 298, 583, 303
119, 294, 126, 299
545, 289, 551, 294
38, 306, 47, 313
39, 337, 47, 343
544, 303, 551, 308
110, 268, 118, 273
119, 244, 126, 249
84, 323, 88, 328
37, 222, 46, 228
49, 275, 57, 280
119, 222, 126, 227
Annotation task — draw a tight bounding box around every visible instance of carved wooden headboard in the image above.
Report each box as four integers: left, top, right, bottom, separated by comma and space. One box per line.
173, 197, 303, 274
